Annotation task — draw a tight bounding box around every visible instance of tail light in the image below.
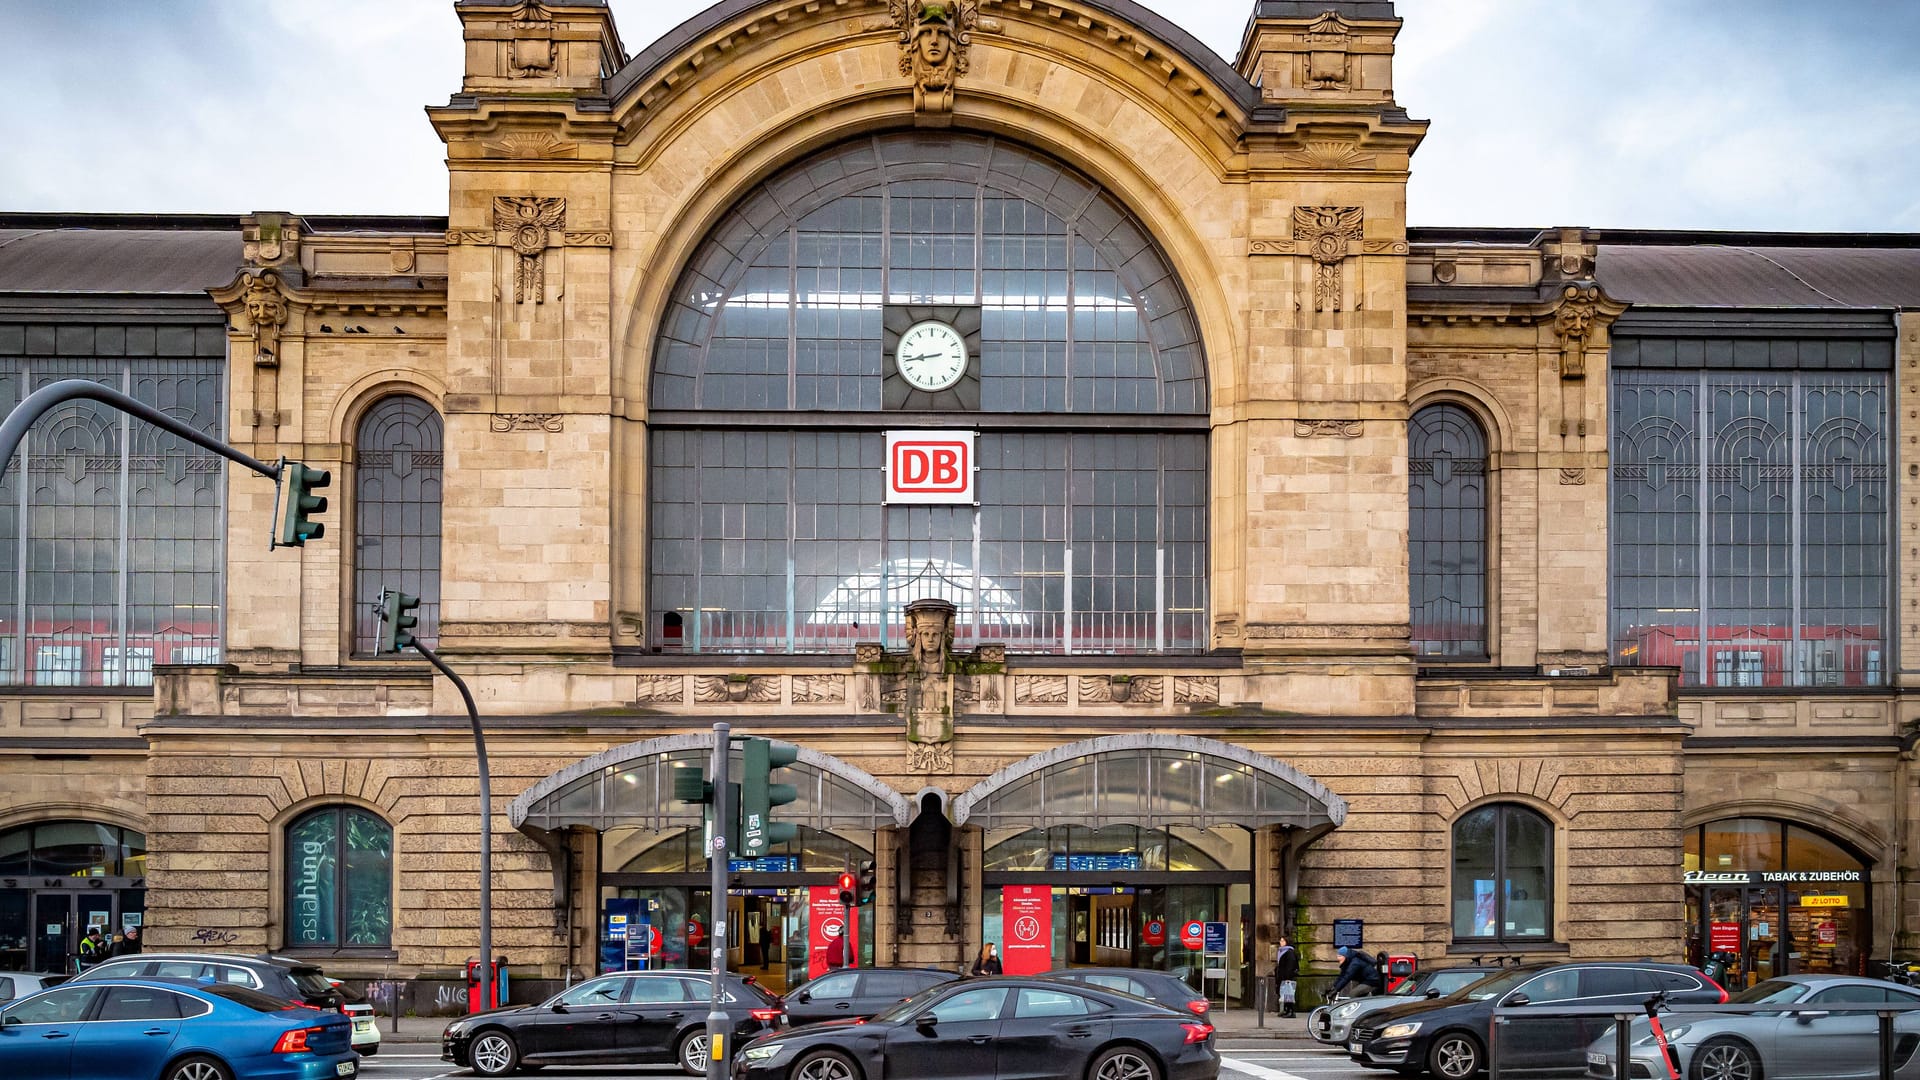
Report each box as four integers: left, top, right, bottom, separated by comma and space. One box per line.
1181, 1022, 1214, 1044
1184, 998, 1211, 1016
273, 1025, 327, 1054
1707, 979, 1729, 1004
750, 1008, 783, 1022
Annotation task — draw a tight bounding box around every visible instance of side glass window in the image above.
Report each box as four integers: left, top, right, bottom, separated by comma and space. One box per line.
1517, 970, 1577, 1003
805, 972, 860, 999
927, 987, 1008, 1024
1577, 968, 1646, 998
555, 979, 625, 1007
4, 986, 98, 1025
629, 978, 692, 1005
99, 986, 182, 1021
854, 972, 913, 999
1654, 971, 1702, 992
0, 976, 12, 1001
1811, 984, 1890, 1004
1083, 974, 1132, 993
218, 967, 255, 986
1015, 989, 1090, 1018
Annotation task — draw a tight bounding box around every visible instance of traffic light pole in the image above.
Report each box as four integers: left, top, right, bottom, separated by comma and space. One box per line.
706, 722, 730, 1080
0, 378, 282, 485
409, 640, 494, 1018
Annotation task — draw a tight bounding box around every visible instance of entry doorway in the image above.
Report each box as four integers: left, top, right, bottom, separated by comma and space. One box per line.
1690, 886, 1785, 989
24, 891, 133, 974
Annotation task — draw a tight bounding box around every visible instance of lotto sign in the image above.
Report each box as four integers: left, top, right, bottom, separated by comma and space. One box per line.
885, 430, 975, 504
1002, 884, 1053, 975
1180, 920, 1206, 951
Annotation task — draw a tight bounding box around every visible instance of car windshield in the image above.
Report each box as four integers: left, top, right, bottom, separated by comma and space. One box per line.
871, 983, 950, 1025
1464, 968, 1539, 1002
1730, 980, 1811, 1004
207, 985, 306, 1013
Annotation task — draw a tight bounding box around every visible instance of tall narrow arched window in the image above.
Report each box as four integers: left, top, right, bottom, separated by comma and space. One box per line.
1410, 404, 1488, 659
353, 397, 442, 654
1452, 803, 1552, 944
285, 807, 393, 948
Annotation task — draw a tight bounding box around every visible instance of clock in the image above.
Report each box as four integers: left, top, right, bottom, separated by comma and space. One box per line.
894, 320, 969, 392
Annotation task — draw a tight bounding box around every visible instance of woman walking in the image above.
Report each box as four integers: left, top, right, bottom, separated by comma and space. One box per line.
970, 941, 1003, 976
1272, 934, 1300, 1018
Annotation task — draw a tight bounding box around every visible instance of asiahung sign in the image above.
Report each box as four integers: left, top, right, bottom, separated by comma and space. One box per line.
1683, 869, 1863, 886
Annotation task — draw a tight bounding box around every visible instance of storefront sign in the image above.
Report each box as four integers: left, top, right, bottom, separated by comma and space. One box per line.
1203, 921, 1228, 956
1141, 918, 1166, 946
1685, 869, 1862, 886
1800, 895, 1850, 908
1709, 921, 1741, 951
807, 885, 858, 979
606, 913, 629, 940
1002, 884, 1053, 975
1180, 920, 1206, 951
884, 430, 975, 504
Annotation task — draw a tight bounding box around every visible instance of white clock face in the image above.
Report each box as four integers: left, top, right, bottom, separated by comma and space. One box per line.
895, 320, 968, 392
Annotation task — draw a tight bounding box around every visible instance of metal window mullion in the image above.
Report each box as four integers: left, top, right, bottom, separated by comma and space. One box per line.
116, 364, 131, 686
13, 366, 26, 683
787, 228, 799, 411
215, 355, 229, 667
1697, 373, 1711, 686
786, 438, 797, 653
1063, 438, 1074, 655
1790, 377, 1803, 685
692, 448, 704, 653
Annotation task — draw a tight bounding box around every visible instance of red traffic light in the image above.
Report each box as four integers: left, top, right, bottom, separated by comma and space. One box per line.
837, 872, 856, 892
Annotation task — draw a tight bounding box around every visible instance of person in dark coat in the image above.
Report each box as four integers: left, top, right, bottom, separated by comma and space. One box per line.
1272, 934, 1300, 1018
1328, 945, 1384, 998
969, 942, 1002, 976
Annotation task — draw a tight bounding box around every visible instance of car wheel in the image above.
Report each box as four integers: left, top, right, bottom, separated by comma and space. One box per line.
678, 1029, 711, 1076
791, 1049, 861, 1080
1427, 1032, 1483, 1080
1691, 1037, 1762, 1080
164, 1057, 234, 1080
1089, 1045, 1161, 1080
469, 1030, 520, 1077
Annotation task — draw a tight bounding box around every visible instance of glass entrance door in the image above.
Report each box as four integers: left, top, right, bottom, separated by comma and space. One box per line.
1700, 885, 1788, 989
33, 894, 69, 973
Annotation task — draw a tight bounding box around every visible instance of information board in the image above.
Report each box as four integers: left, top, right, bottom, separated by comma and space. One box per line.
1333, 918, 1364, 949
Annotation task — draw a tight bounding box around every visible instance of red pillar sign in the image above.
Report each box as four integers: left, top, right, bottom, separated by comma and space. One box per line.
1001, 885, 1053, 975
807, 885, 859, 980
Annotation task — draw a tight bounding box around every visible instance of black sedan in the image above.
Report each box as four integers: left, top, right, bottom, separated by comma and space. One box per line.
1042, 967, 1213, 1017
733, 976, 1218, 1080
784, 967, 959, 1025
443, 969, 785, 1076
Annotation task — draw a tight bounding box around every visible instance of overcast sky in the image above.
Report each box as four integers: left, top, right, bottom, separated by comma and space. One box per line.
3, 0, 1916, 231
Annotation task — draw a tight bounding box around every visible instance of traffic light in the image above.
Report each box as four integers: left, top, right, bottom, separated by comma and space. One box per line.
376, 589, 420, 654
672, 765, 740, 859
856, 860, 877, 906
836, 871, 856, 908
739, 738, 799, 858
277, 462, 330, 546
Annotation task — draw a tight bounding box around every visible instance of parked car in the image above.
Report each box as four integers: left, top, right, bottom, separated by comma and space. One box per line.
69, 952, 346, 1012
0, 971, 68, 1001
1310, 963, 1504, 1045
0, 977, 358, 1080
442, 969, 784, 1076
1041, 966, 1214, 1017
1347, 960, 1726, 1079
324, 978, 382, 1058
784, 967, 959, 1025
1585, 974, 1920, 1080
733, 976, 1219, 1080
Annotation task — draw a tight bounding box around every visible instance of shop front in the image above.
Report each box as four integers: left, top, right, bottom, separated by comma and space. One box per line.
955, 736, 1344, 1005
0, 820, 147, 973
1683, 817, 1871, 986
510, 735, 910, 994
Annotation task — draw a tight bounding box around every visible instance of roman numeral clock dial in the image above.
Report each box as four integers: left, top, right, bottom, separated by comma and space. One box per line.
895, 320, 969, 392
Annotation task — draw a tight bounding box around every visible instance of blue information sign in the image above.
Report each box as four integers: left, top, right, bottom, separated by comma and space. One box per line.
1333, 918, 1364, 949
1048, 853, 1143, 872
727, 856, 799, 873
1203, 921, 1228, 955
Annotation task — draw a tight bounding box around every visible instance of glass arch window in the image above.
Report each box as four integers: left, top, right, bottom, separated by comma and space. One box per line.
352, 396, 442, 654
285, 807, 392, 949
1452, 803, 1552, 943
1410, 404, 1488, 659
0, 821, 146, 877
649, 133, 1208, 654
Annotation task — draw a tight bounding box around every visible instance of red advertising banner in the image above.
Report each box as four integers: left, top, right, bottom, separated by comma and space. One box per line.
1002, 885, 1053, 975
807, 886, 858, 980
1709, 921, 1741, 952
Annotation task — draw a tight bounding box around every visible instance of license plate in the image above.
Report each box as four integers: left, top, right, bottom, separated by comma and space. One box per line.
1349, 1042, 1361, 1054
337, 1064, 357, 1077
353, 1020, 373, 1032
1587, 1052, 1608, 1067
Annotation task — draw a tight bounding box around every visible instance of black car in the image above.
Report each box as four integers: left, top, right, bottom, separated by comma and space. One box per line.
67, 952, 345, 1011
733, 976, 1219, 1080
443, 969, 785, 1076
1347, 960, 1726, 1079
1042, 966, 1213, 1017
784, 967, 959, 1025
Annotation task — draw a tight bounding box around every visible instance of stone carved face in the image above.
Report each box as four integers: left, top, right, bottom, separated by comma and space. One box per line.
908, 609, 951, 671
917, 27, 952, 67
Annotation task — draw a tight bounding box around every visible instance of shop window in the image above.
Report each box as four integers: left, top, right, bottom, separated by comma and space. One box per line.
1452, 804, 1553, 944
1409, 404, 1488, 659
284, 807, 393, 949
352, 396, 442, 654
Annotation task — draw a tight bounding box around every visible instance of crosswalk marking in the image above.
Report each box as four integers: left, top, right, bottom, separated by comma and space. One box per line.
1222, 1056, 1314, 1080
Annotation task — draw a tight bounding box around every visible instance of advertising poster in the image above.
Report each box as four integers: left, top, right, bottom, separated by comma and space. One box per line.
1710, 921, 1741, 951
1473, 880, 1497, 935
1002, 884, 1053, 975
807, 885, 858, 980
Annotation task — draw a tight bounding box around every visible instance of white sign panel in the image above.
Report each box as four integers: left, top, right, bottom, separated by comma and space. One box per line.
884, 430, 976, 504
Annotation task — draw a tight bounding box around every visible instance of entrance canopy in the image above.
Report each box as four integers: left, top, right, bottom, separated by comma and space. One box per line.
953, 735, 1345, 831
510, 734, 912, 834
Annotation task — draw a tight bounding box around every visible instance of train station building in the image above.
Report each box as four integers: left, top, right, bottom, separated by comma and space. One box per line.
0, 0, 1915, 1000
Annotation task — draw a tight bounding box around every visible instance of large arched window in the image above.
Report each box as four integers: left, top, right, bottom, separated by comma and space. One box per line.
1410, 404, 1488, 659
1452, 803, 1552, 943
648, 133, 1208, 655
285, 807, 393, 949
352, 396, 442, 654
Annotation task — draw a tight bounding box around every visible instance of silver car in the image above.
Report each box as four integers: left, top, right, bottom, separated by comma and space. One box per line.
0, 972, 66, 1001
1310, 965, 1502, 1045
1585, 974, 1920, 1080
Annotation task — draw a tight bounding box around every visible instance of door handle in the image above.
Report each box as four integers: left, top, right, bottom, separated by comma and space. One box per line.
969, 1035, 992, 1044
666, 1011, 685, 1019
144, 1028, 170, 1036
1066, 1026, 1093, 1038
42, 1031, 70, 1039
834, 1002, 851, 1010
595, 1013, 615, 1021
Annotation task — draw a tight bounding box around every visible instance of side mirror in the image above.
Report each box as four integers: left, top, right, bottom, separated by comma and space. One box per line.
1505, 993, 1531, 1007
550, 1003, 568, 1013
796, 991, 811, 1004
1425, 989, 1442, 999
1797, 1010, 1829, 1024
916, 1013, 939, 1031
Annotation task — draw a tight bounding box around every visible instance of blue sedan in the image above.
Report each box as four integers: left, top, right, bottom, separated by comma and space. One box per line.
0, 978, 359, 1080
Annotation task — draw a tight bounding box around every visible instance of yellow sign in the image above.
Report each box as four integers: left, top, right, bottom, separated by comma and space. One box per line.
1800, 895, 1849, 908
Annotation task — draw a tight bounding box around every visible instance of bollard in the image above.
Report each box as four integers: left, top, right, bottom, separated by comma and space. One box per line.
1256, 974, 1266, 1028
1615, 1011, 1631, 1080
1881, 1010, 1895, 1080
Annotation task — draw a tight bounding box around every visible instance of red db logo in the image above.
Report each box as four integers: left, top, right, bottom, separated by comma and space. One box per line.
885, 431, 974, 503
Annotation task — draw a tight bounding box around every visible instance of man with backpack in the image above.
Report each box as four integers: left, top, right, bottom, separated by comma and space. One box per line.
1329, 945, 1387, 998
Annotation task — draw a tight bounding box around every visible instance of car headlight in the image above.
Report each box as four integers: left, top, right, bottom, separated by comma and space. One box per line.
738, 1043, 785, 1064
1639, 1025, 1689, 1045
1329, 1002, 1360, 1017
1379, 1022, 1422, 1039
444, 1021, 468, 1037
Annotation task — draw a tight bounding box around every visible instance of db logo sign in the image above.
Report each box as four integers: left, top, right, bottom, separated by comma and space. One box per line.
885, 430, 974, 504
822, 917, 845, 940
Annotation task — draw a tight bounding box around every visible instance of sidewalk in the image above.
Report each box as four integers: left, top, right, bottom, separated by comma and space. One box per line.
1207, 1008, 1317, 1040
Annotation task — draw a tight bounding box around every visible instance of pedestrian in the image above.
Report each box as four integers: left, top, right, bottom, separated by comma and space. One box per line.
77, 925, 109, 970
118, 926, 142, 956
1272, 933, 1299, 1018
1328, 945, 1384, 999
970, 941, 1002, 976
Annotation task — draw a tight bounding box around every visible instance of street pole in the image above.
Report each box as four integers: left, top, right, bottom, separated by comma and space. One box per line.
706, 722, 730, 1080
0, 378, 282, 485
411, 641, 493, 1015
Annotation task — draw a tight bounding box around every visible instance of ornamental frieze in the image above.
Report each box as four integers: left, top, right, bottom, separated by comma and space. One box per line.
490, 413, 565, 433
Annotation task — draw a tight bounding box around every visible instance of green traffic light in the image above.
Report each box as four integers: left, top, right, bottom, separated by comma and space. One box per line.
277, 462, 331, 547
376, 588, 420, 654
741, 738, 800, 857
